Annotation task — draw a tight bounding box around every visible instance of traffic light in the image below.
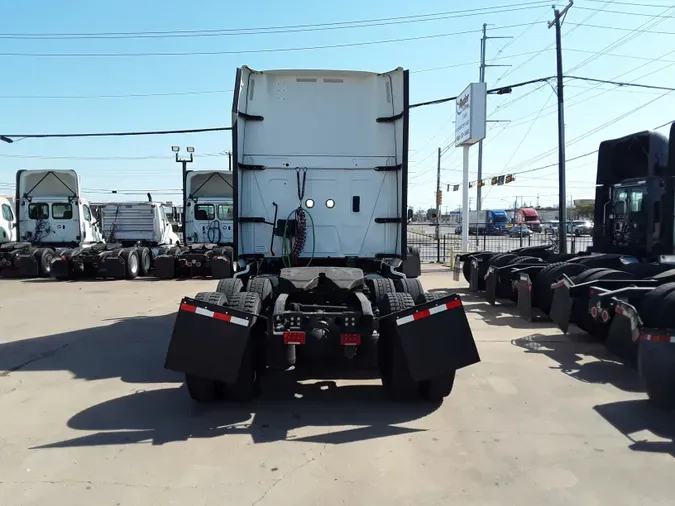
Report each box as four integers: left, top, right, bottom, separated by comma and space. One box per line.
478, 180, 485, 187
506, 174, 515, 183
453, 185, 459, 192
436, 191, 443, 206
491, 177, 498, 185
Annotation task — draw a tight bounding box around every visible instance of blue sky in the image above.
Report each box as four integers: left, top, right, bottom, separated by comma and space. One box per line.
1, 0, 674, 213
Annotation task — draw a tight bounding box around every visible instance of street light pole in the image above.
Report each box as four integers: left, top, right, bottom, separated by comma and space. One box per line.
172, 145, 194, 239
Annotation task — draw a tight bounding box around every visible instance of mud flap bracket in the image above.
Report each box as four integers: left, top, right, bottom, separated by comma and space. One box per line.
550, 281, 574, 333
378, 293, 480, 382
165, 296, 256, 383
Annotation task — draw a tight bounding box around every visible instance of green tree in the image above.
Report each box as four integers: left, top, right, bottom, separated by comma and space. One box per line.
574, 201, 595, 219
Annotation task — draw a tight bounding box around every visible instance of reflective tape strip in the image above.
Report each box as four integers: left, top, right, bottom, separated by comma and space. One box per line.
639, 333, 675, 344
396, 299, 462, 326
180, 303, 249, 327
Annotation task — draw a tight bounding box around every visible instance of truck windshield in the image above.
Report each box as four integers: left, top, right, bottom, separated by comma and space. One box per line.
523, 215, 538, 222
493, 215, 508, 223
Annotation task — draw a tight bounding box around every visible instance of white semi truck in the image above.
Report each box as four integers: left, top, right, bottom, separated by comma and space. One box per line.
0, 170, 103, 277
165, 66, 479, 403
153, 170, 234, 279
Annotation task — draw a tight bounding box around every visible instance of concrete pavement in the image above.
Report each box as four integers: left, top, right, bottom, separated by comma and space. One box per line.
1, 267, 675, 505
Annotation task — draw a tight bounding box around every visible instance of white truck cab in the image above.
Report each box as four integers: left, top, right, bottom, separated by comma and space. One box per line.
0, 196, 17, 243
16, 169, 103, 246
100, 201, 180, 247
184, 170, 234, 245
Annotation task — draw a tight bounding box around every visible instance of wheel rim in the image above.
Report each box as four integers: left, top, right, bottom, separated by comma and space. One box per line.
129, 254, 139, 274
44, 253, 53, 273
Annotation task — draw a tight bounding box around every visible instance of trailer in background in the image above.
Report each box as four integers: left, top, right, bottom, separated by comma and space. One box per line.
153, 170, 234, 279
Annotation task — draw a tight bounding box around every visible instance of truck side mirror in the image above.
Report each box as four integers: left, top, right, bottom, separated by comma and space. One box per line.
407, 208, 413, 221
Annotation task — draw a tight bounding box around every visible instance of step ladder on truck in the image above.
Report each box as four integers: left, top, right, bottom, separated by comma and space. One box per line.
164, 66, 480, 403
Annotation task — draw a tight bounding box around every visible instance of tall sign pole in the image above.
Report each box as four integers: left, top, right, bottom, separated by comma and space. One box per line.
436, 147, 442, 262
548, 1, 573, 254
455, 83, 487, 253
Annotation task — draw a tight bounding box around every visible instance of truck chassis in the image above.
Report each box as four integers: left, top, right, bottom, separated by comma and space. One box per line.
165, 261, 480, 402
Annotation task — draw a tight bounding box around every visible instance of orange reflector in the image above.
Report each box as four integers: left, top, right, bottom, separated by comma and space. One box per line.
340, 333, 361, 346
283, 331, 305, 345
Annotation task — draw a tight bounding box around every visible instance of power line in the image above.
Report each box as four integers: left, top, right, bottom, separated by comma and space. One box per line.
566, 75, 675, 92
0, 127, 230, 140
0, 23, 536, 58
0, 3, 552, 40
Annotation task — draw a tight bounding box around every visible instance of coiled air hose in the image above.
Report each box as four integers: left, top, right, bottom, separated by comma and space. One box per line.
207, 219, 222, 244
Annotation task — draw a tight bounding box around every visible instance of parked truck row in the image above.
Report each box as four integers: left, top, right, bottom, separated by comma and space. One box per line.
0, 168, 236, 280
455, 124, 675, 408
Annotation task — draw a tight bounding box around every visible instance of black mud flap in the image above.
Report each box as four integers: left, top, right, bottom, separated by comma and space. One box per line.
517, 273, 534, 321
485, 267, 498, 306
452, 256, 461, 282
14, 254, 39, 277
549, 280, 574, 333
210, 256, 232, 279
50, 257, 70, 279
400, 248, 421, 278
103, 256, 127, 278
378, 293, 480, 382
606, 306, 640, 367
164, 297, 257, 383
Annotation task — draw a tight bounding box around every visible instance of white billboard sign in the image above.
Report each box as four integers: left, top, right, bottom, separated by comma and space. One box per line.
454, 83, 487, 147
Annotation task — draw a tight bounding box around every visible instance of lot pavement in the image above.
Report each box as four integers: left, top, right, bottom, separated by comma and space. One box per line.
1, 267, 675, 505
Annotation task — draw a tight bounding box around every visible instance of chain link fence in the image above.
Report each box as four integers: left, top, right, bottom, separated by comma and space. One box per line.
407, 226, 593, 263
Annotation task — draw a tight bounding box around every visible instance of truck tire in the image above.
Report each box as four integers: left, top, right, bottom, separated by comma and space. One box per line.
419, 372, 456, 401
139, 247, 152, 276
415, 291, 450, 305
462, 257, 473, 283
379, 292, 415, 316
185, 374, 221, 403
224, 292, 263, 401
194, 291, 228, 306
638, 291, 675, 409
534, 262, 589, 314
394, 278, 424, 301
216, 278, 244, 300
247, 277, 274, 307
34, 247, 54, 277
638, 282, 675, 327
367, 277, 396, 308
121, 249, 140, 280
489, 253, 517, 267
378, 293, 418, 398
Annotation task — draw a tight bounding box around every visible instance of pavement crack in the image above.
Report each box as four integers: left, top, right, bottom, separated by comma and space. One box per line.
251, 444, 327, 506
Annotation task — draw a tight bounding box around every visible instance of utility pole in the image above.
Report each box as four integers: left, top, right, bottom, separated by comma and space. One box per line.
476, 23, 511, 246
228, 151, 232, 170
436, 147, 441, 262
549, 1, 573, 254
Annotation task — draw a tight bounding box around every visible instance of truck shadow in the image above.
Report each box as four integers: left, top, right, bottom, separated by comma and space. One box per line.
512, 333, 643, 393
594, 400, 675, 457
0, 313, 181, 384
0, 313, 438, 448
33, 379, 437, 449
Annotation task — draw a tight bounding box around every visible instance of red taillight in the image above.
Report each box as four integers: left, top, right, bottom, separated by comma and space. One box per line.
590, 306, 598, 318
283, 331, 305, 345
602, 310, 609, 322
340, 333, 361, 346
